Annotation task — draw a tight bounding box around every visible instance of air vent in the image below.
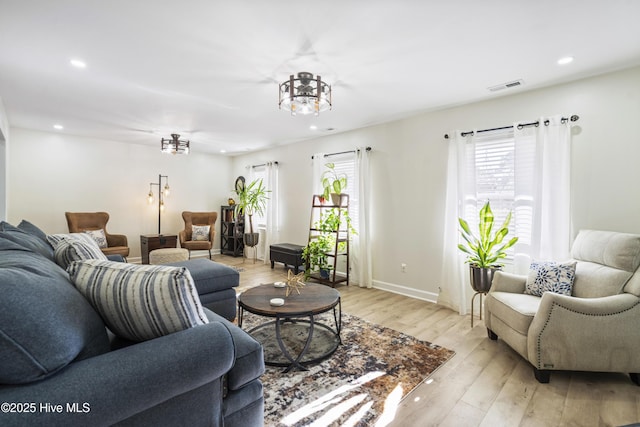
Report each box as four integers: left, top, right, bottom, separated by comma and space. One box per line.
488, 79, 525, 92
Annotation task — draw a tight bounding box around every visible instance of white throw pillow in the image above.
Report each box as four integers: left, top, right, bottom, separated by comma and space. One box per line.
191, 225, 210, 241
67, 260, 209, 342
84, 229, 108, 249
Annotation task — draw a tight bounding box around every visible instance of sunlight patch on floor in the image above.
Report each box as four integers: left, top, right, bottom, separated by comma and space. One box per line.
280, 371, 386, 426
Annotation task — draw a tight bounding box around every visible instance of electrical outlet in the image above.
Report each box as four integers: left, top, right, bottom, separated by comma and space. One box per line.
401, 263, 407, 273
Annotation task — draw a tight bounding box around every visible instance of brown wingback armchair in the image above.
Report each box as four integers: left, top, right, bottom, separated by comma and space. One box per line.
179, 211, 217, 259
65, 212, 130, 260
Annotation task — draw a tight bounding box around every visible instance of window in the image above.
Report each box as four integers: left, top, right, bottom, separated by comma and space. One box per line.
250, 165, 267, 229
462, 129, 526, 257
326, 154, 359, 233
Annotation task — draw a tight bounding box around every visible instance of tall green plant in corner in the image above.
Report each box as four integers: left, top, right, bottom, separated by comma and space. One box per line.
458, 201, 518, 292
234, 179, 269, 247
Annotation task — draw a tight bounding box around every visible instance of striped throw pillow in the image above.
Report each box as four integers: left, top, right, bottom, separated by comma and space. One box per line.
47, 232, 98, 248
54, 238, 108, 269
67, 260, 208, 342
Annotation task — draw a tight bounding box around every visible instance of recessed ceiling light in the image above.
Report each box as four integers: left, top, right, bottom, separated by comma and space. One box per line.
220, 149, 227, 153
309, 125, 318, 130
557, 56, 574, 65
70, 59, 87, 69
53, 124, 64, 130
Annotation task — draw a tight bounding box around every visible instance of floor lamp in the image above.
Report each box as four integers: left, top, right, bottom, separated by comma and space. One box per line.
147, 174, 170, 234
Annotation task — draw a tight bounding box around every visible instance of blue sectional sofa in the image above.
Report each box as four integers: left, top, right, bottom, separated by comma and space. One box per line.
0, 220, 264, 426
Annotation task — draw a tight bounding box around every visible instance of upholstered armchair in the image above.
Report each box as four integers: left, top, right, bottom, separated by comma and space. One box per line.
65, 212, 129, 260
484, 230, 640, 385
179, 211, 217, 259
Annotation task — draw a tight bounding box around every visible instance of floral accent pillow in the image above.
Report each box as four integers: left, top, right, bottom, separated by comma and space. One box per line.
525, 260, 577, 296
84, 229, 108, 249
191, 225, 210, 241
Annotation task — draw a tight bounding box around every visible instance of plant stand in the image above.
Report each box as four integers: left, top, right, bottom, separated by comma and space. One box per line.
471, 291, 488, 328
306, 194, 350, 287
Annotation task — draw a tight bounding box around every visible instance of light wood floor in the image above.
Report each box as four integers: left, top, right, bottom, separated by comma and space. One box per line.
213, 254, 640, 427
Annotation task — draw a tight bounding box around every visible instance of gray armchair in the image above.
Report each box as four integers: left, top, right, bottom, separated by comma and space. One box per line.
485, 229, 640, 384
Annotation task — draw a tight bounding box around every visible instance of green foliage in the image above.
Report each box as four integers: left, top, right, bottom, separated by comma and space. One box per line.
303, 207, 357, 279
458, 201, 518, 268
234, 179, 269, 235
302, 234, 335, 278
321, 162, 348, 201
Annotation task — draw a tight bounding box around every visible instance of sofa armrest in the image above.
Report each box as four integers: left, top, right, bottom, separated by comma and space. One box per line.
106, 233, 127, 248
527, 292, 640, 371
490, 271, 527, 294
0, 322, 235, 426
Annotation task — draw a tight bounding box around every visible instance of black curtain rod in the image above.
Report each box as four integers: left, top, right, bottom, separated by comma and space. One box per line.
444, 115, 579, 139
250, 161, 278, 168
311, 146, 371, 159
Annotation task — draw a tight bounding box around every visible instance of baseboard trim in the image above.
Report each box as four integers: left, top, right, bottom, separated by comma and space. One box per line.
372, 279, 439, 304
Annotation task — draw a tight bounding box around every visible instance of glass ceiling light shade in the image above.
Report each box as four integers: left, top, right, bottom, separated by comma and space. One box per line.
279, 72, 332, 116
161, 133, 190, 154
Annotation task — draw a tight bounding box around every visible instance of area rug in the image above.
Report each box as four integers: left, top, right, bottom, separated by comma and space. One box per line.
240, 312, 455, 426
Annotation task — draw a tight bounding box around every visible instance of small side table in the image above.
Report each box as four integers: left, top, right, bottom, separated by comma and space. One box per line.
140, 234, 177, 264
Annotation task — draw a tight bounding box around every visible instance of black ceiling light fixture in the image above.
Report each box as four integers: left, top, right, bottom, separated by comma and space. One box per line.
161, 133, 190, 154
278, 72, 332, 116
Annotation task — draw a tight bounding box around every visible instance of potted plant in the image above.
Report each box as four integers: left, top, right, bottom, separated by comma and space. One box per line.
234, 178, 269, 247
303, 208, 357, 279
302, 234, 335, 279
321, 162, 348, 205
457, 201, 518, 293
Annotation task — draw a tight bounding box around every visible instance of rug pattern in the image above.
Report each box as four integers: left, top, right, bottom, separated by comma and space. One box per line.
240, 312, 455, 426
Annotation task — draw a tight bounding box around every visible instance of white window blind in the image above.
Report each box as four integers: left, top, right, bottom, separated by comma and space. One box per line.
328, 155, 359, 233
463, 130, 524, 256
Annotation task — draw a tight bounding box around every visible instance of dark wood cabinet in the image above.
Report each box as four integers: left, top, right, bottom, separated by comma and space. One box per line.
220, 206, 244, 257
140, 234, 177, 264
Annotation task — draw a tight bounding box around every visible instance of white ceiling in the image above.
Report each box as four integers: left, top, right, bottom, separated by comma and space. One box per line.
1, 0, 640, 155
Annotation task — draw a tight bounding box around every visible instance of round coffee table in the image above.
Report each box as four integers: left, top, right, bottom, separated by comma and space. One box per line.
238, 283, 341, 372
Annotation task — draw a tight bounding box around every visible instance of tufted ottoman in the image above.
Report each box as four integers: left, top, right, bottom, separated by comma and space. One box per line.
167, 258, 239, 320
270, 243, 305, 273
149, 248, 189, 264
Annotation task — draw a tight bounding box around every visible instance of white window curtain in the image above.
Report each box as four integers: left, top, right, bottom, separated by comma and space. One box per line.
246, 162, 279, 262
311, 148, 372, 288
262, 162, 280, 264
439, 116, 573, 315
512, 116, 572, 273
439, 131, 474, 314
353, 147, 372, 288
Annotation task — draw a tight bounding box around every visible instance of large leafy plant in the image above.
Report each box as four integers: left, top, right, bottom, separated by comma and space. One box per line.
234, 179, 269, 236
458, 201, 518, 268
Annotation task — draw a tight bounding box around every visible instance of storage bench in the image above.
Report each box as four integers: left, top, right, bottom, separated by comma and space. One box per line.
270, 243, 305, 273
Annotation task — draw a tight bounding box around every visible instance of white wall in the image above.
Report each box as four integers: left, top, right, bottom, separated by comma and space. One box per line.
6, 66, 639, 299
7, 129, 233, 260
232, 66, 640, 301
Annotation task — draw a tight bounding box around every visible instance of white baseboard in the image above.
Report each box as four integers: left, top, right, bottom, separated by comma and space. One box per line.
372, 279, 439, 304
